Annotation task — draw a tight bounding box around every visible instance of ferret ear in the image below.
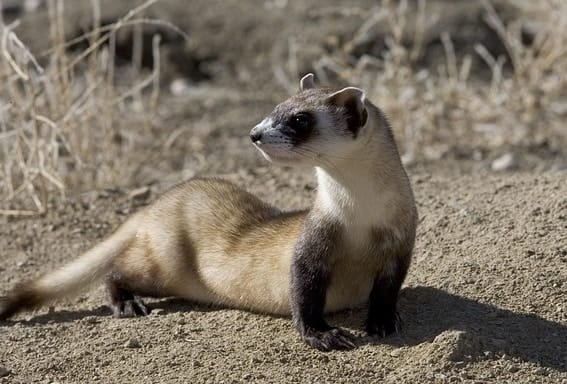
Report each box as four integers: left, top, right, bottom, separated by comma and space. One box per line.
326, 87, 368, 137
299, 73, 315, 91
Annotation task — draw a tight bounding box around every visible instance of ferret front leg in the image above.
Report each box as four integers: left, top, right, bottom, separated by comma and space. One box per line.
290, 219, 355, 351
365, 256, 410, 337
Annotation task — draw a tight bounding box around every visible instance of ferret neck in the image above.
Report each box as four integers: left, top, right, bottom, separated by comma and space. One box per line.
313, 123, 407, 226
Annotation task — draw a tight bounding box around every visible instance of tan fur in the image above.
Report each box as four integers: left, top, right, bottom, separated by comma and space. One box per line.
1, 82, 417, 322
103, 179, 308, 315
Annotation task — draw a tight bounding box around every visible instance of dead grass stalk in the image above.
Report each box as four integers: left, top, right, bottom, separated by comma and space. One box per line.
0, 0, 182, 215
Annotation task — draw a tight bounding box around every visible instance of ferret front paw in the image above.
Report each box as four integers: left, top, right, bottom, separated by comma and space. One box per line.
366, 311, 401, 337
301, 326, 356, 351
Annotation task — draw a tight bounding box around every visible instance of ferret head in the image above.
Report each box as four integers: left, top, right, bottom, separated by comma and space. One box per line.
250, 74, 370, 166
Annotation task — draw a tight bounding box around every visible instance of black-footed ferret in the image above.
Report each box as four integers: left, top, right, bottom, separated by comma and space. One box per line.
0, 74, 417, 351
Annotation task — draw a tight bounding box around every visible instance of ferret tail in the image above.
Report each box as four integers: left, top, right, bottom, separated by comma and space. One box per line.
0, 216, 139, 320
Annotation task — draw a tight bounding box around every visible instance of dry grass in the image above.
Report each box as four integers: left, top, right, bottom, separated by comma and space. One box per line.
0, 0, 179, 215
1, 0, 565, 214
352, 0, 567, 162
280, 0, 566, 163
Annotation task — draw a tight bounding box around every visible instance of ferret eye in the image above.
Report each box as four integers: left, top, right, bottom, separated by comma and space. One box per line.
289, 113, 311, 130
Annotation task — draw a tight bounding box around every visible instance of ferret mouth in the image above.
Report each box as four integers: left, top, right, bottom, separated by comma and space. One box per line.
253, 143, 300, 163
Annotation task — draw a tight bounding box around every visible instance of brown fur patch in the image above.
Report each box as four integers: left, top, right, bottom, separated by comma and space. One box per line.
269, 88, 335, 126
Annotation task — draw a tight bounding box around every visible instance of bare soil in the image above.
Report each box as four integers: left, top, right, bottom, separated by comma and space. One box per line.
1, 169, 566, 383
1, 1, 566, 383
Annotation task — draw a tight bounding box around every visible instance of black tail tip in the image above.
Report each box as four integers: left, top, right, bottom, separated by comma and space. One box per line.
0, 296, 14, 321
0, 286, 41, 321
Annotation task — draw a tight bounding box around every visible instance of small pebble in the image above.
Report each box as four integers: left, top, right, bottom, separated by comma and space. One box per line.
125, 338, 141, 349
82, 316, 101, 324
389, 349, 401, 357
170, 78, 191, 96
491, 153, 517, 171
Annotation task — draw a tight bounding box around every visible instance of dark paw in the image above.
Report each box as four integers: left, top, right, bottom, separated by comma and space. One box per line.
302, 327, 357, 352
111, 298, 150, 318
366, 312, 401, 337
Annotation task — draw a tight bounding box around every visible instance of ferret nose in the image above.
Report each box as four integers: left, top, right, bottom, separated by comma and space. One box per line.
250, 127, 262, 143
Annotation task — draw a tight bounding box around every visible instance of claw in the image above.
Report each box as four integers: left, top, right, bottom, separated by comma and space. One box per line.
302, 327, 357, 351
112, 297, 150, 318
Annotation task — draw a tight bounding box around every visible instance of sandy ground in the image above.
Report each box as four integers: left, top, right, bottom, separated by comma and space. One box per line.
1, 1, 566, 383
1, 168, 566, 383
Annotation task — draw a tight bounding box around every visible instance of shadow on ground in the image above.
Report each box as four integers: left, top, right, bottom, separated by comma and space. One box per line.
394, 287, 566, 372
3, 286, 565, 372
